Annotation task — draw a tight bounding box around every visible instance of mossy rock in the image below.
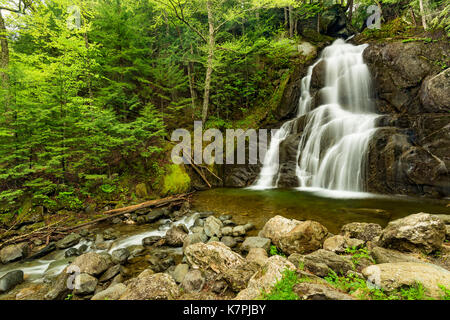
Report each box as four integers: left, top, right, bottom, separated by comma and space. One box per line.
135, 183, 149, 199
160, 164, 191, 196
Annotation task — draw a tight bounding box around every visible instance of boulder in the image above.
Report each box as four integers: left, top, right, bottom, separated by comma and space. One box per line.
91, 283, 127, 301
302, 249, 354, 277
362, 262, 450, 298
246, 248, 269, 267
379, 213, 446, 253
44, 267, 71, 300
69, 252, 113, 276
220, 236, 237, 248
0, 270, 24, 293
323, 235, 364, 254
172, 264, 189, 283
56, 233, 81, 249
370, 246, 424, 264
183, 233, 208, 252
241, 237, 271, 253
142, 236, 162, 247
73, 273, 98, 295
278, 221, 329, 255
203, 216, 223, 238
111, 248, 129, 265
419, 68, 450, 113
64, 248, 79, 258
260, 215, 302, 246
293, 283, 355, 300
120, 273, 179, 300
165, 225, 188, 247
232, 225, 247, 237
235, 255, 296, 300
223, 261, 260, 292
340, 222, 383, 242
99, 265, 121, 282
0, 243, 29, 264
181, 270, 205, 293
185, 242, 245, 274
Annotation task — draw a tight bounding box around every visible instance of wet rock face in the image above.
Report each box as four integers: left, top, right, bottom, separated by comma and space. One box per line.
0, 270, 24, 293
362, 40, 450, 198
0, 243, 29, 264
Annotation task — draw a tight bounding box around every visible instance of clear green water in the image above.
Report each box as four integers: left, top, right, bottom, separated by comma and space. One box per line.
191, 188, 450, 234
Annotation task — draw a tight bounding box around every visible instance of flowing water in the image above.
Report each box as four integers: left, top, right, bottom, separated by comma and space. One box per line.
253, 39, 379, 193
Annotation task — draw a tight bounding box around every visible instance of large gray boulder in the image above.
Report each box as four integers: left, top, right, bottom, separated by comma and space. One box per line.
301, 249, 354, 277
259, 215, 302, 247
278, 221, 329, 255
56, 233, 81, 249
91, 283, 126, 300
340, 222, 383, 242
120, 272, 180, 300
181, 270, 205, 293
378, 213, 446, 254
69, 252, 113, 276
165, 225, 188, 247
203, 216, 223, 238
362, 262, 450, 298
184, 242, 245, 274
370, 246, 424, 264
0, 270, 24, 293
73, 273, 98, 295
241, 237, 271, 253
419, 68, 450, 113
0, 243, 29, 264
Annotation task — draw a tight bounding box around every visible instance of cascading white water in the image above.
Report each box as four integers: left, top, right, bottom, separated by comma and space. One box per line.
252, 39, 379, 192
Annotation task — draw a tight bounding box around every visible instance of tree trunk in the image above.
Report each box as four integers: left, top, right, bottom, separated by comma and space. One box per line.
0, 10, 10, 116
188, 44, 197, 119
284, 7, 288, 27
202, 0, 215, 123
410, 7, 417, 26
419, 0, 427, 30
289, 5, 294, 37
347, 0, 354, 22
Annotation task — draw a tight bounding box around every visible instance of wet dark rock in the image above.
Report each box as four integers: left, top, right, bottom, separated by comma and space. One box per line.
99, 265, 122, 282
74, 273, 98, 295
56, 233, 81, 249
44, 268, 71, 300
222, 261, 260, 292
103, 228, 119, 240
0, 243, 29, 264
111, 248, 130, 265
65, 247, 80, 258
26, 243, 56, 261
142, 236, 162, 247
221, 236, 237, 248
0, 270, 24, 293
165, 225, 188, 247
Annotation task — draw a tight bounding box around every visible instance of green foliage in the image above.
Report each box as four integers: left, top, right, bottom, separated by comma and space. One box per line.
160, 164, 191, 196
439, 285, 450, 300
260, 269, 301, 300
55, 192, 83, 211
345, 245, 375, 267
269, 245, 286, 257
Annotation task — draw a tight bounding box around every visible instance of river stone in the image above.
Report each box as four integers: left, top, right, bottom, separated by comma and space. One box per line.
371, 246, 424, 264
362, 262, 450, 298
232, 225, 247, 237
378, 213, 446, 254
241, 237, 271, 253
56, 233, 81, 249
260, 215, 302, 246
74, 273, 98, 295
182, 233, 208, 252
302, 249, 354, 277
69, 252, 113, 276
278, 221, 329, 255
223, 261, 260, 292
142, 236, 162, 247
219, 215, 232, 222
419, 68, 450, 112
120, 273, 180, 300
43, 258, 73, 279
165, 225, 188, 247
103, 228, 120, 240
437, 215, 450, 225
221, 226, 233, 236
44, 267, 71, 300
99, 265, 121, 282
184, 242, 245, 274
204, 216, 223, 238
235, 255, 296, 300
191, 226, 204, 234
181, 270, 205, 293
221, 236, 237, 248
293, 282, 355, 300
0, 270, 24, 293
223, 220, 236, 227
0, 243, 29, 264
65, 247, 79, 258
323, 235, 364, 254
127, 245, 145, 259
146, 209, 167, 223
172, 264, 189, 283
340, 222, 383, 242
246, 248, 269, 266
111, 248, 129, 265
91, 283, 126, 300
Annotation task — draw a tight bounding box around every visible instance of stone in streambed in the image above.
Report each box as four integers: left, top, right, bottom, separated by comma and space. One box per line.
370, 246, 424, 264
221, 236, 237, 248
172, 264, 189, 283
69, 252, 113, 276
278, 221, 329, 255
165, 225, 188, 247
241, 237, 271, 253
99, 265, 122, 282
181, 270, 205, 293
204, 216, 223, 238
340, 222, 382, 242
119, 273, 179, 300
260, 215, 302, 247
246, 248, 268, 267
111, 248, 130, 265
91, 283, 126, 300
142, 236, 162, 247
0, 243, 29, 264
0, 270, 24, 293
73, 273, 98, 295
323, 235, 364, 254
301, 249, 353, 277
56, 233, 81, 249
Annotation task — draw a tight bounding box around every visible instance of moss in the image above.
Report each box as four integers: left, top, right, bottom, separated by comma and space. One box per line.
160, 164, 191, 196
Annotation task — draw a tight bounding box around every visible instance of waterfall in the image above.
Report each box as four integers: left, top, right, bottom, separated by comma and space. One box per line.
252, 39, 379, 192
